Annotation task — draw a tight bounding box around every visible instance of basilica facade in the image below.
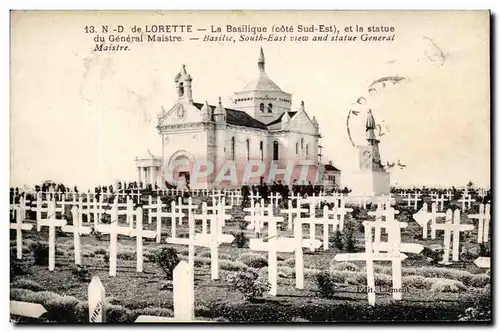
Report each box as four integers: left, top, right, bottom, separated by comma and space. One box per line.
151, 48, 340, 189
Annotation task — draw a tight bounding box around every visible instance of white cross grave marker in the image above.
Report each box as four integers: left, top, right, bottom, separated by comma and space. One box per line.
130, 207, 157, 272
281, 199, 308, 230
135, 261, 196, 322
432, 194, 448, 211
10, 301, 47, 319
61, 206, 92, 265
10, 206, 33, 259
38, 199, 67, 271
468, 203, 490, 243
193, 203, 235, 280
88, 276, 106, 323
474, 256, 490, 269
458, 193, 473, 211
248, 208, 290, 296
95, 198, 133, 276
292, 198, 322, 289
437, 209, 474, 264
334, 222, 409, 306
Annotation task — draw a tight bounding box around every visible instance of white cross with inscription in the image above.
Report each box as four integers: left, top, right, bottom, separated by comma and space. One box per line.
10, 206, 33, 259
468, 203, 490, 243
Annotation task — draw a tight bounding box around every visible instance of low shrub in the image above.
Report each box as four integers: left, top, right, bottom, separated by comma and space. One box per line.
232, 232, 249, 248
403, 267, 473, 286
134, 307, 173, 318
153, 247, 180, 280
278, 266, 295, 278
428, 278, 467, 293
236, 253, 268, 268
227, 269, 270, 301
403, 275, 433, 289
282, 257, 295, 268
117, 251, 136, 261
197, 250, 211, 258
194, 257, 212, 267
332, 231, 344, 250
93, 248, 107, 255
11, 279, 44, 292
315, 271, 337, 299
105, 303, 136, 323
374, 273, 393, 287
45, 296, 82, 323
32, 242, 50, 266
330, 261, 360, 272
220, 260, 247, 271
10, 253, 25, 279
72, 264, 91, 282
470, 274, 490, 288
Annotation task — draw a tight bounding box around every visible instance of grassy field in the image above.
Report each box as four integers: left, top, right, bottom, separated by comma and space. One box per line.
10, 195, 492, 323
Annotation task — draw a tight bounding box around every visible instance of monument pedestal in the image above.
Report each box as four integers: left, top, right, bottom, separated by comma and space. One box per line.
350, 170, 390, 196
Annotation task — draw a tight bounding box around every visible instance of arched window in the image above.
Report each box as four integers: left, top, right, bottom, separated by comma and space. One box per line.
260, 141, 264, 161
179, 82, 184, 97
259, 103, 265, 113
273, 141, 279, 160
231, 137, 235, 160
295, 142, 299, 155
300, 138, 304, 150
246, 139, 250, 160
268, 103, 273, 113
305, 144, 309, 156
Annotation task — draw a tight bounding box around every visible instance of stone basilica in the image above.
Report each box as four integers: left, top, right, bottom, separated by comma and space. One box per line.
135, 48, 341, 189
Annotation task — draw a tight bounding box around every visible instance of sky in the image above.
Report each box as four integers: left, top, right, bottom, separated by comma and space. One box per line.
10, 10, 490, 190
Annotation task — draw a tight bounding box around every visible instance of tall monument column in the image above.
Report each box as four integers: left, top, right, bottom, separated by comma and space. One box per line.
350, 109, 390, 196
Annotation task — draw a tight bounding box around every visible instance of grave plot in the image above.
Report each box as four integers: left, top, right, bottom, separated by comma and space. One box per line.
9, 192, 491, 323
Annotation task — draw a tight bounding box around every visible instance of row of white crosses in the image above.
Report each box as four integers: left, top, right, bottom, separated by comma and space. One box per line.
403, 192, 421, 209
431, 194, 448, 211
458, 191, 474, 211
468, 203, 491, 243
335, 205, 423, 306
413, 203, 475, 264
166, 197, 234, 280
249, 199, 322, 294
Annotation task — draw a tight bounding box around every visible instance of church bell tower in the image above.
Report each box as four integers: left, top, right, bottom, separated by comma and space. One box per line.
174, 64, 193, 104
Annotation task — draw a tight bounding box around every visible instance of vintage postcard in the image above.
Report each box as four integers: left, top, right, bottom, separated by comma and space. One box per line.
10, 10, 490, 323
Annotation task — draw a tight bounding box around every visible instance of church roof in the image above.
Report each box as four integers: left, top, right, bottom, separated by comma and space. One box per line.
241, 72, 283, 92
266, 111, 297, 126
324, 164, 341, 172
193, 102, 268, 130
